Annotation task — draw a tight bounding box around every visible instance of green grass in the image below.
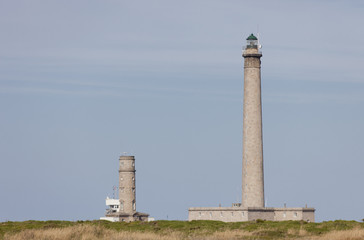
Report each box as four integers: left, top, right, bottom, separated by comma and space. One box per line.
0, 220, 75, 239
1, 220, 363, 240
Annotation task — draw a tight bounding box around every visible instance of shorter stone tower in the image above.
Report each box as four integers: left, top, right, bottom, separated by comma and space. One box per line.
103, 155, 149, 222
119, 156, 136, 215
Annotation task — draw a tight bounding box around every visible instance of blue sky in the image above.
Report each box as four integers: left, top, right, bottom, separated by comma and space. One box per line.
1, 0, 364, 222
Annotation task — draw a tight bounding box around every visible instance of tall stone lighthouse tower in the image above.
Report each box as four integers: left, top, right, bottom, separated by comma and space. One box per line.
119, 155, 136, 216
242, 34, 264, 208
188, 34, 315, 222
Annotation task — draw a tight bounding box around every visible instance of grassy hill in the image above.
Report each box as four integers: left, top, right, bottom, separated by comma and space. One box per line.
1, 220, 364, 240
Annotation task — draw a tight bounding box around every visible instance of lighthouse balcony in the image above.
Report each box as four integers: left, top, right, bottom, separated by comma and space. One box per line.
242, 46, 262, 53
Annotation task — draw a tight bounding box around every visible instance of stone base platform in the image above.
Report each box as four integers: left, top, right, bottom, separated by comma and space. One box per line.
188, 205, 315, 222
105, 211, 149, 222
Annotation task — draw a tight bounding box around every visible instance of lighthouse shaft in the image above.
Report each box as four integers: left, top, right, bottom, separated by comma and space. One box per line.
242, 40, 264, 208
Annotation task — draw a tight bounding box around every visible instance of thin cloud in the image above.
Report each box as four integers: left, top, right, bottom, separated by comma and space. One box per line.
264, 91, 364, 104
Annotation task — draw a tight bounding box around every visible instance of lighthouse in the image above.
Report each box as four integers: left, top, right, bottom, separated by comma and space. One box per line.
242, 33, 264, 208
188, 33, 315, 222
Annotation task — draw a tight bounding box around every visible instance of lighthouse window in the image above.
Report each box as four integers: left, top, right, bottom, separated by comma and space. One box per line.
132, 177, 135, 181
120, 201, 124, 211
120, 177, 123, 181
231, 212, 234, 216
132, 188, 135, 193
220, 212, 223, 217
210, 212, 212, 217
133, 201, 136, 211
199, 212, 201, 217
294, 212, 298, 217
132, 162, 135, 167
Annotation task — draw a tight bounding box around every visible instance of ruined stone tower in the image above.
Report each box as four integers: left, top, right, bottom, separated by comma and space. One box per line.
119, 155, 136, 215
242, 34, 264, 208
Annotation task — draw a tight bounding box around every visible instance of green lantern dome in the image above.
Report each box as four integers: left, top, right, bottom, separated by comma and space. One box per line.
246, 33, 258, 40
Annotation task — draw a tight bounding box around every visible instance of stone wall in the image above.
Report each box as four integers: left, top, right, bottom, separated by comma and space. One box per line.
188, 207, 315, 222
188, 207, 248, 222
247, 208, 274, 221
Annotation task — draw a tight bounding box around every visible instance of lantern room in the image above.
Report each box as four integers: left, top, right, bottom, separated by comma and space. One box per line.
246, 33, 258, 49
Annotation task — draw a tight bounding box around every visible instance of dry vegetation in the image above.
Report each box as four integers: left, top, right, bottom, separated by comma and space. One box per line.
1, 220, 364, 240
307, 228, 364, 240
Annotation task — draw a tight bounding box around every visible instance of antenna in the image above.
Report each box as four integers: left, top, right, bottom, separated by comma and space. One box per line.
257, 24, 262, 49
236, 186, 239, 203
113, 185, 117, 199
